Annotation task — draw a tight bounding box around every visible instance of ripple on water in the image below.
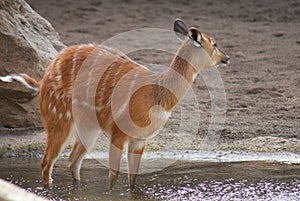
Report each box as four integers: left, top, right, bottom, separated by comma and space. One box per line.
0, 158, 300, 200
142, 178, 300, 200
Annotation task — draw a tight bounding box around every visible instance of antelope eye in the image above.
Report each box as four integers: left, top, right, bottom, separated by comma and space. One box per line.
213, 43, 217, 47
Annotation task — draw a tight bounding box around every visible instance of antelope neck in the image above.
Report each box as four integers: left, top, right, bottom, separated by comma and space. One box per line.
153, 44, 198, 111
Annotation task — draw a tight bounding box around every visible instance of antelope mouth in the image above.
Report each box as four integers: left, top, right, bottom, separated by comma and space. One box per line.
221, 55, 230, 66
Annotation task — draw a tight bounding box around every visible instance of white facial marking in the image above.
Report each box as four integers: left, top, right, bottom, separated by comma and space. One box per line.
212, 49, 217, 56
192, 73, 197, 82
193, 41, 201, 47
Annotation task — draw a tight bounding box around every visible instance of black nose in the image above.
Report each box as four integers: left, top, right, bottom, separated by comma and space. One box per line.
222, 55, 230, 64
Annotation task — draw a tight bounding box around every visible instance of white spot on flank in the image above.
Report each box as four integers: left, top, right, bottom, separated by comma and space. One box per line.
106, 96, 112, 108
97, 90, 104, 108
48, 103, 52, 110
111, 62, 122, 87
72, 46, 82, 69
55, 75, 61, 81
73, 100, 101, 112
52, 106, 56, 114
97, 65, 113, 108
66, 110, 71, 120
114, 73, 138, 118
103, 66, 113, 86
82, 102, 100, 111
86, 57, 99, 98
49, 90, 54, 97
58, 113, 62, 119
62, 99, 67, 108
70, 45, 84, 88
129, 73, 138, 92
55, 59, 62, 87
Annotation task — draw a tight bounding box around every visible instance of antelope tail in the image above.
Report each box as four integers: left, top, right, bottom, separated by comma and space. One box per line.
0, 73, 40, 92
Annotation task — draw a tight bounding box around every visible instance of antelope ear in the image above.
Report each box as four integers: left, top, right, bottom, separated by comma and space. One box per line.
188, 27, 203, 47
174, 18, 188, 41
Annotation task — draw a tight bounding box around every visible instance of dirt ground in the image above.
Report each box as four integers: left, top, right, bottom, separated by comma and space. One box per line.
1, 0, 300, 156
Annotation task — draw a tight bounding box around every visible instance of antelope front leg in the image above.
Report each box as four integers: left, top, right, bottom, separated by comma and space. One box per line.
127, 139, 145, 191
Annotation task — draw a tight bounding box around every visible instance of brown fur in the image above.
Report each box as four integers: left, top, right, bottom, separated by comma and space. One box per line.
4, 20, 229, 190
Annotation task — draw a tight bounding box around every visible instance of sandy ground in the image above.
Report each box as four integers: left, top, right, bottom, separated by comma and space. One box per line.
1, 0, 300, 156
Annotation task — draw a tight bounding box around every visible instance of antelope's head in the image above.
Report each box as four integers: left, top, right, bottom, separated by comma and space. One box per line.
174, 19, 230, 70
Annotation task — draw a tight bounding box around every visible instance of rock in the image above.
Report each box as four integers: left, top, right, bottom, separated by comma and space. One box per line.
0, 0, 65, 128
0, 179, 48, 201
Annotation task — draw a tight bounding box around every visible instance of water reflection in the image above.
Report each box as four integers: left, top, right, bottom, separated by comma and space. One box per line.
0, 158, 300, 200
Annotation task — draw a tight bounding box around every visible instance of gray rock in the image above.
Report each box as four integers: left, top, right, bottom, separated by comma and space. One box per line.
0, 179, 48, 201
0, 0, 65, 127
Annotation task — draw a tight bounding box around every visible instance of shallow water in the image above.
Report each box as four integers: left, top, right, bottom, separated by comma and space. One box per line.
0, 155, 300, 201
